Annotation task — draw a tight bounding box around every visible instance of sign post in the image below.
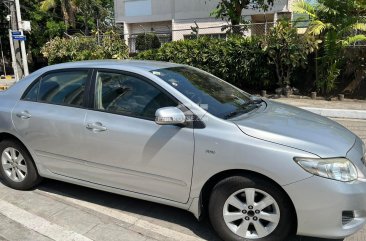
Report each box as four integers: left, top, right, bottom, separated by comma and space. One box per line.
12, 35, 26, 41
8, 29, 19, 82
14, 0, 29, 77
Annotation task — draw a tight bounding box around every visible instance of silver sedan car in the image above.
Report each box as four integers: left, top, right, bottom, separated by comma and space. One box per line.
0, 60, 365, 241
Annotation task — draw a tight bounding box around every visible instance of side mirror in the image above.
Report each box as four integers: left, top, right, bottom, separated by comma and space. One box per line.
155, 107, 186, 125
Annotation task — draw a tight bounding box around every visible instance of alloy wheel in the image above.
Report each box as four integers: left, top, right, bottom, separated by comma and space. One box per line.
1, 147, 28, 182
223, 188, 280, 239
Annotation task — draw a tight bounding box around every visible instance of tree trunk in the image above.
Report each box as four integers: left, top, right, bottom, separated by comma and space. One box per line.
67, 0, 76, 29
60, 0, 70, 28
231, 2, 242, 34
84, 15, 89, 35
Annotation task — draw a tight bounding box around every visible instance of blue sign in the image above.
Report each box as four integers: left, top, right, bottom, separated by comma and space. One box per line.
12, 35, 26, 41
11, 31, 22, 36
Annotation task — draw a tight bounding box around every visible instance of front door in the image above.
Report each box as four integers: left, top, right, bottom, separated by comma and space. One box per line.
81, 70, 194, 203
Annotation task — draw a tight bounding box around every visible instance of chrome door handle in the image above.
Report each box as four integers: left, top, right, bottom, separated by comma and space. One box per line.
86, 122, 107, 132
16, 111, 32, 120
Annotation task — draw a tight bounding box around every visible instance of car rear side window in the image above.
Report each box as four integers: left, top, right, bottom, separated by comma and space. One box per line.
23, 81, 40, 101
95, 71, 177, 120
23, 70, 88, 107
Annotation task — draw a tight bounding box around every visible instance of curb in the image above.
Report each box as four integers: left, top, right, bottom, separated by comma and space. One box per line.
303, 107, 366, 120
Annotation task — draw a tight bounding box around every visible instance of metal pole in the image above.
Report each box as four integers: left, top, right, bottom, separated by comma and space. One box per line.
14, 0, 29, 76
97, 18, 100, 45
96, 10, 101, 46
8, 29, 19, 81
264, 14, 268, 37
0, 37, 7, 76
9, 1, 23, 79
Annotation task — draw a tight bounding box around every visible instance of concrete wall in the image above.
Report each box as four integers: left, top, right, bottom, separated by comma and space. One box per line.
115, 0, 292, 24
172, 18, 227, 41
174, 0, 218, 20
115, 0, 173, 24
116, 0, 295, 50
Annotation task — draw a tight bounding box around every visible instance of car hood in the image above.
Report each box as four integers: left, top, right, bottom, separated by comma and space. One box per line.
233, 100, 356, 157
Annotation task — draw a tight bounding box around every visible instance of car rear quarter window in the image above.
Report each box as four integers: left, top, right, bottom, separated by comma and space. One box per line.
23, 70, 88, 107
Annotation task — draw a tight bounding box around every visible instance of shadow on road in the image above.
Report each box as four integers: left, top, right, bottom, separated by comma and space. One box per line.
33, 179, 342, 241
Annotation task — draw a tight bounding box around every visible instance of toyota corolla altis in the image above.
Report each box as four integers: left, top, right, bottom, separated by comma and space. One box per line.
0, 60, 365, 241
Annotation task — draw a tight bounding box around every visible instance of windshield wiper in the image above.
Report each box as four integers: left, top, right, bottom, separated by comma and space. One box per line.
248, 96, 264, 105
224, 110, 249, 119
224, 97, 264, 119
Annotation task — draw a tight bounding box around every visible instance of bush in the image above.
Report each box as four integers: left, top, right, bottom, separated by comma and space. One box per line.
135, 33, 161, 52
136, 21, 319, 92
264, 19, 319, 88
41, 30, 129, 65
136, 37, 274, 90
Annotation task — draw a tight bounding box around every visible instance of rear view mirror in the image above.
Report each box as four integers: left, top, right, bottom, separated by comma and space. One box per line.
155, 107, 186, 125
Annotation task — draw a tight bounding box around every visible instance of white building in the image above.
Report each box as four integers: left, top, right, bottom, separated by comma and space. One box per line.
114, 0, 295, 52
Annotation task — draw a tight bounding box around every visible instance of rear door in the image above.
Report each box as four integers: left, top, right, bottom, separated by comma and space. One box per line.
12, 69, 92, 175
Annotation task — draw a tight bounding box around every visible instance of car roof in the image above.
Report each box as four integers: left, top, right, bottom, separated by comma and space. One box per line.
42, 60, 183, 72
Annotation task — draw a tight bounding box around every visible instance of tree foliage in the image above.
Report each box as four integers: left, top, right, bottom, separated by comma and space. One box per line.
0, 4, 10, 70
40, 0, 77, 28
294, 0, 366, 94
74, 0, 114, 35
41, 31, 128, 65
0, 0, 71, 68
1, 0, 114, 69
210, 0, 274, 26
40, 0, 113, 34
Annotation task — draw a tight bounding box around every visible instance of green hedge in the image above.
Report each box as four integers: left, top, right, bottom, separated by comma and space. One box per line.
42, 31, 129, 65
136, 37, 275, 90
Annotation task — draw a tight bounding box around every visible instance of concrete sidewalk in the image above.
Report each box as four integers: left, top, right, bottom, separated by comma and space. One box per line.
0, 80, 15, 91
273, 98, 366, 120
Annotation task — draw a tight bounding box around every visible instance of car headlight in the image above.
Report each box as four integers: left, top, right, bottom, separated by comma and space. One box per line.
294, 157, 358, 182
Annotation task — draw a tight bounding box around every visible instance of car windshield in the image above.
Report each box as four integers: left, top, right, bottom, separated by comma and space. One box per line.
151, 66, 256, 119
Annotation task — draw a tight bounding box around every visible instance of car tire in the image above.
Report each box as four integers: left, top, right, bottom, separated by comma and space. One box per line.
0, 139, 42, 190
209, 175, 295, 241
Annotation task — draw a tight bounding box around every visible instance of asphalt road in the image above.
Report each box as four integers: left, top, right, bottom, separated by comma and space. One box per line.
0, 118, 365, 241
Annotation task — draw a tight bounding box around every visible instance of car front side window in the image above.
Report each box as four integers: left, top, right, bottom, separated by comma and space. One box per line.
95, 71, 177, 120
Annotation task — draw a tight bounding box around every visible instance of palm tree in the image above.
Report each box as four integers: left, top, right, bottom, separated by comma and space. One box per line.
293, 0, 366, 94
40, 0, 77, 29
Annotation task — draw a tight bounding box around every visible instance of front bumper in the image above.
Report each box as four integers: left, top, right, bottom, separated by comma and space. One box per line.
284, 175, 366, 239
